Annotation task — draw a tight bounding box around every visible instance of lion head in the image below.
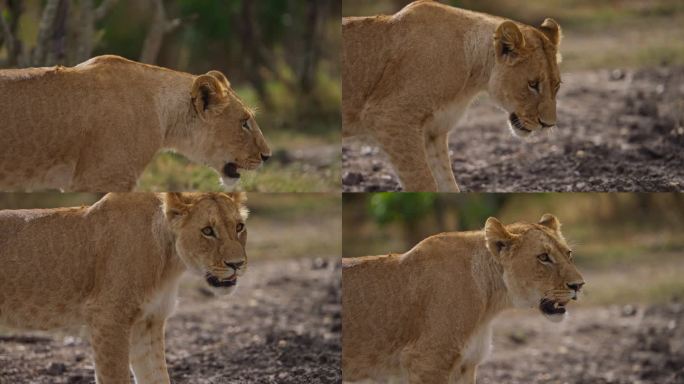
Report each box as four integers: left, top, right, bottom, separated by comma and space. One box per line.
184, 71, 271, 188
163, 192, 249, 295
488, 19, 562, 138
484, 214, 584, 322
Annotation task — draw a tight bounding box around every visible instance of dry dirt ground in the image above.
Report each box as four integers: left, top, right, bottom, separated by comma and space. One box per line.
342, 66, 684, 192
480, 301, 684, 384
0, 258, 341, 384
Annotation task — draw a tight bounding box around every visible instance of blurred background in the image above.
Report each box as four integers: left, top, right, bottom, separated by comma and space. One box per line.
0, 192, 341, 261
0, 192, 342, 383
341, 0, 684, 193
343, 192, 684, 383
344, 192, 684, 305
343, 0, 684, 70
0, 0, 341, 192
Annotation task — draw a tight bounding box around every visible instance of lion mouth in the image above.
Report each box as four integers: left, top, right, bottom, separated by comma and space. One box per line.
509, 113, 532, 134
222, 162, 241, 179
205, 273, 237, 288
539, 298, 567, 316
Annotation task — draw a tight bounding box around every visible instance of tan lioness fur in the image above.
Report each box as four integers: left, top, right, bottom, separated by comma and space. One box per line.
0, 55, 271, 192
342, 214, 584, 383
0, 192, 249, 383
342, 1, 562, 191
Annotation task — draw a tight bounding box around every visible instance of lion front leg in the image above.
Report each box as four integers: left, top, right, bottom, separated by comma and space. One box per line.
88, 317, 134, 384
401, 341, 461, 384
451, 364, 477, 384
129, 317, 171, 384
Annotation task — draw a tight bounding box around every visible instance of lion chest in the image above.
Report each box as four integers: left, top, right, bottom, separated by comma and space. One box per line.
459, 322, 493, 367
140, 280, 180, 320
426, 98, 472, 135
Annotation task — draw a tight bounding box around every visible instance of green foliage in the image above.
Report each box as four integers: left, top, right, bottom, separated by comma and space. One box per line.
369, 193, 436, 226
453, 194, 508, 230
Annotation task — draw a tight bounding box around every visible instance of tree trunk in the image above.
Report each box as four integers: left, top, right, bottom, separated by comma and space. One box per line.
299, 0, 329, 93
239, 1, 267, 103
33, 0, 61, 66
1, 0, 25, 67
75, 0, 94, 63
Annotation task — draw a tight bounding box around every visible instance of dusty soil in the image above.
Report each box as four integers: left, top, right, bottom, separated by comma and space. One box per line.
0, 258, 341, 384
480, 300, 684, 384
342, 66, 684, 192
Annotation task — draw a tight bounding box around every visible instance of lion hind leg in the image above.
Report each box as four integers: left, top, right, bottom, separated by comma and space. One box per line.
374, 129, 438, 192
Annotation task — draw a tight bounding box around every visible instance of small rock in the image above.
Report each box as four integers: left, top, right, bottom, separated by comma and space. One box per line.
342, 171, 363, 185
360, 146, 375, 156
46, 362, 67, 375
622, 304, 638, 317
610, 69, 626, 81
312, 258, 329, 270
637, 101, 658, 117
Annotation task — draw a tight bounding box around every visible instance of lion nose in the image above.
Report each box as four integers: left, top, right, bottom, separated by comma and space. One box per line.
224, 260, 245, 270
260, 154, 270, 162
539, 119, 555, 128
567, 282, 585, 292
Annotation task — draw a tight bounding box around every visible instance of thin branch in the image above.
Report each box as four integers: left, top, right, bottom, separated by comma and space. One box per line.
165, 17, 181, 33
140, 0, 183, 64
93, 0, 118, 21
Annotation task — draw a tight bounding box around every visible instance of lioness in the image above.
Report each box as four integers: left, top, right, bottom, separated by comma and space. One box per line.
342, 214, 584, 383
0, 55, 271, 191
342, 1, 562, 191
0, 192, 249, 383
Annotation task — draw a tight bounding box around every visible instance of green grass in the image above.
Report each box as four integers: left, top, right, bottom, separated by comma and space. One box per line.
136, 129, 340, 192
136, 152, 340, 192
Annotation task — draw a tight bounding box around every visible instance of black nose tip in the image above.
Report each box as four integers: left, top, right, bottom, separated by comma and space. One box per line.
224, 260, 245, 270
567, 282, 585, 291
260, 154, 270, 162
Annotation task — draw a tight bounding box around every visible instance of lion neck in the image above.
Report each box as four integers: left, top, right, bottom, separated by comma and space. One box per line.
154, 74, 200, 154
461, 20, 498, 93
151, 202, 188, 284
469, 239, 512, 318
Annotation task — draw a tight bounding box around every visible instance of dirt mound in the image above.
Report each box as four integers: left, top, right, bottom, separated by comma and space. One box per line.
0, 258, 341, 384
343, 66, 684, 192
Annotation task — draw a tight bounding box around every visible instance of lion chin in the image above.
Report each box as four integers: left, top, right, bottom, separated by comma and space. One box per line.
539, 298, 568, 323
220, 176, 239, 190
205, 274, 239, 296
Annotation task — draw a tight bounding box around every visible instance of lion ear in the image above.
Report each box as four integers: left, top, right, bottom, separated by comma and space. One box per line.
494, 21, 526, 65
484, 217, 516, 258
163, 193, 191, 221
191, 74, 229, 120
538, 213, 561, 232
224, 192, 249, 220
206, 70, 231, 88
539, 18, 562, 46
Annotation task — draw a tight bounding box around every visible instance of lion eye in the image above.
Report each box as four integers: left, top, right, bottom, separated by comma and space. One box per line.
241, 119, 250, 130
201, 226, 215, 237
236, 223, 245, 233
537, 253, 552, 263
528, 80, 540, 92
